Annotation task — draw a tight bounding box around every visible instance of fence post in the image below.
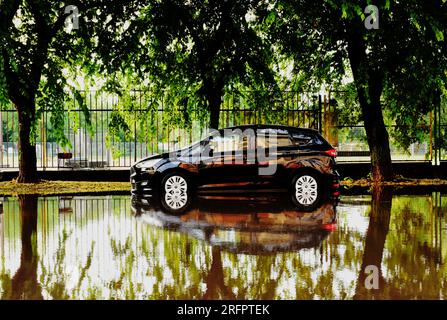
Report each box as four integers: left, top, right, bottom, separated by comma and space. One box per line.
41, 112, 47, 171
318, 95, 323, 133
432, 93, 442, 168
0, 105, 3, 168
134, 108, 137, 164
429, 111, 433, 163
437, 94, 442, 165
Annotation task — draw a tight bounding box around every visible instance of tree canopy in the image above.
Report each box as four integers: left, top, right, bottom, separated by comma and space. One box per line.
1, 0, 447, 181
101, 0, 278, 129
266, 0, 447, 180
0, 0, 138, 181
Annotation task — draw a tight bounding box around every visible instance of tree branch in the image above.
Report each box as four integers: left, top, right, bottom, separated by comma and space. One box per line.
0, 0, 24, 105
2, 48, 25, 106
27, 0, 50, 36
0, 0, 21, 30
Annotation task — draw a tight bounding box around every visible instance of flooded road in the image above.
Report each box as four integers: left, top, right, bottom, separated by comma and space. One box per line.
0, 190, 446, 299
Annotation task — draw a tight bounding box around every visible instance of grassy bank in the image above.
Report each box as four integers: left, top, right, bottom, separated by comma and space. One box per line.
0, 180, 130, 196
341, 177, 447, 188
1, 177, 447, 196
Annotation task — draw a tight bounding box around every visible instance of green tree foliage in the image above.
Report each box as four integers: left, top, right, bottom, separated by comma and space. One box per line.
0, 0, 137, 182
266, 0, 447, 180
103, 0, 278, 130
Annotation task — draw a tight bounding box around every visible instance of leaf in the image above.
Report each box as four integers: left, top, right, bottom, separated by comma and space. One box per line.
265, 11, 276, 25
341, 3, 348, 19
434, 28, 444, 42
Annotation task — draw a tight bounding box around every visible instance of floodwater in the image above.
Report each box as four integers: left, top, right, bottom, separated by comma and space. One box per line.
0, 189, 446, 300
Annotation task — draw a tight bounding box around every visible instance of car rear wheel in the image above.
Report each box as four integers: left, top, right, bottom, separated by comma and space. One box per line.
291, 172, 321, 211
160, 172, 191, 214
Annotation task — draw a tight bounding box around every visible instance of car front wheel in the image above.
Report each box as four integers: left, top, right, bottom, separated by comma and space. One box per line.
160, 172, 191, 214
291, 172, 321, 210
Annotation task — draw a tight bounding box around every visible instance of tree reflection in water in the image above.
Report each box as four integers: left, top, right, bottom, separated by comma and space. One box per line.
4, 195, 43, 300
203, 246, 234, 300
354, 186, 392, 299
0, 191, 446, 299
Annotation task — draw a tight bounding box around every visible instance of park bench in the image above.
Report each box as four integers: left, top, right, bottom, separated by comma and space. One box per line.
57, 152, 73, 169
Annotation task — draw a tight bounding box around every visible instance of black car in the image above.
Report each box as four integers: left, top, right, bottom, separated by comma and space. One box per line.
131, 125, 340, 212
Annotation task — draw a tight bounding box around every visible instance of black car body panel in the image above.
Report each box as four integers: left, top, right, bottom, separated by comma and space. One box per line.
130, 125, 340, 197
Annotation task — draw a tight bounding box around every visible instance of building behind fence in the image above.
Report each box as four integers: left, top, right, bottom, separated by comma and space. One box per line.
0, 91, 445, 170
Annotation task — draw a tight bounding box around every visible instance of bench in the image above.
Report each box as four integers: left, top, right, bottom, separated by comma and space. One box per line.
57, 152, 73, 169
64, 158, 89, 169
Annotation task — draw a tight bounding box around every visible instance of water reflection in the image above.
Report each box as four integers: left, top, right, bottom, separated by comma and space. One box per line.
0, 190, 446, 300
132, 195, 337, 254
7, 196, 43, 300
354, 186, 392, 299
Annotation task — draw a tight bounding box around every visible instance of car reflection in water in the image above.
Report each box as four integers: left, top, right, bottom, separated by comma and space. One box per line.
131, 194, 337, 254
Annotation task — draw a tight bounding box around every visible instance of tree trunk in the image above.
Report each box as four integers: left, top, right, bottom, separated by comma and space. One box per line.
361, 100, 394, 181
16, 104, 38, 183
354, 186, 392, 299
207, 92, 222, 130
347, 31, 394, 182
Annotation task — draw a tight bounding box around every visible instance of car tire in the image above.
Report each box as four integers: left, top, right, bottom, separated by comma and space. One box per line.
291, 172, 322, 211
160, 172, 192, 214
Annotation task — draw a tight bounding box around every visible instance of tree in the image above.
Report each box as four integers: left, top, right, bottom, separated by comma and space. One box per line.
0, 0, 135, 182
107, 0, 277, 129
267, 0, 447, 181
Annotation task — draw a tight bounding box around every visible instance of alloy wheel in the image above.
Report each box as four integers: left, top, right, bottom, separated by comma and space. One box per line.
164, 175, 188, 209
295, 175, 318, 205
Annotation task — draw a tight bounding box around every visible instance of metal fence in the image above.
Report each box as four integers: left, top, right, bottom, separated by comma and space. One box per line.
0, 90, 321, 169
0, 90, 445, 170
323, 92, 447, 163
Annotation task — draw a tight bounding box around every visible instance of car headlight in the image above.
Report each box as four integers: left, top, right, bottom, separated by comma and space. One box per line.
135, 159, 161, 169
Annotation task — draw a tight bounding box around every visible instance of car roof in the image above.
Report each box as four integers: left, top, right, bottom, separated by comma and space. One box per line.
220, 124, 320, 134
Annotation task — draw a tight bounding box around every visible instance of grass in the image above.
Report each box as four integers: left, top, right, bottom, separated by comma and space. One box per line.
0, 176, 446, 196
0, 180, 130, 196
341, 176, 447, 187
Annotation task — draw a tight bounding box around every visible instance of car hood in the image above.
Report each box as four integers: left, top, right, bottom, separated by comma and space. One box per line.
133, 152, 170, 166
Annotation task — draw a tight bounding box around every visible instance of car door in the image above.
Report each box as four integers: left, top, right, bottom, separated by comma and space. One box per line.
198, 129, 257, 187
256, 128, 295, 184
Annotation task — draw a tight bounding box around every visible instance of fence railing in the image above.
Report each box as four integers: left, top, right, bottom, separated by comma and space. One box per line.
0, 90, 445, 170
0, 90, 321, 169
322, 92, 447, 163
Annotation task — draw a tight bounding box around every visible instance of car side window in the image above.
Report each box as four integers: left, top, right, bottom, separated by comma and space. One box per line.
290, 131, 323, 146
209, 134, 245, 153
291, 132, 312, 146
257, 128, 292, 148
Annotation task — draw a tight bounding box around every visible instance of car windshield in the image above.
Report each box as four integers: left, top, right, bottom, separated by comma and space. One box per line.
178, 141, 203, 158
